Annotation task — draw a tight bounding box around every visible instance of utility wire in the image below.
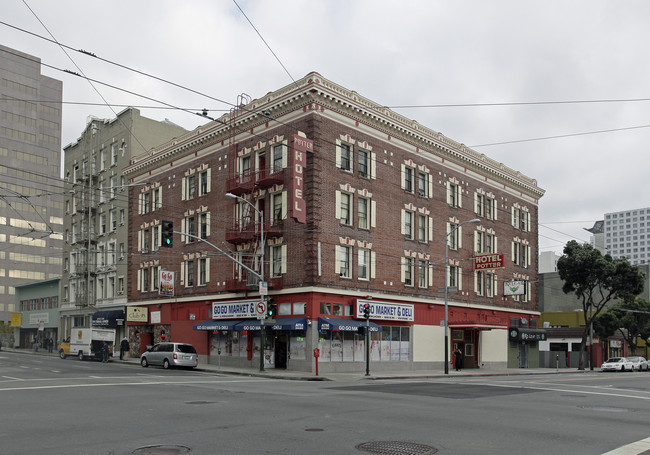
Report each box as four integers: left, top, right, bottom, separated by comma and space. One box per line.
232, 0, 296, 84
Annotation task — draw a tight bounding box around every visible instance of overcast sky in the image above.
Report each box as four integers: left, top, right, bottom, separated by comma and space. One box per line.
2, 1, 649, 256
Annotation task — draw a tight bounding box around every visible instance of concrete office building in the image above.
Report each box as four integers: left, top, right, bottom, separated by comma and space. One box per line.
604, 207, 650, 265
60, 108, 186, 342
0, 45, 63, 323
124, 73, 545, 372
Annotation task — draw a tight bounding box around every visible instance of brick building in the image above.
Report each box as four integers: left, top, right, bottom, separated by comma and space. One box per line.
123, 73, 545, 373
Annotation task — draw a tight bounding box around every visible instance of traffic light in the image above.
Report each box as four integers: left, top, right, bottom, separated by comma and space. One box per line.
161, 220, 174, 247
267, 299, 276, 318
363, 303, 370, 319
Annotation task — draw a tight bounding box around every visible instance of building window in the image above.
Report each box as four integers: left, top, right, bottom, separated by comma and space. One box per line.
186, 260, 195, 287
486, 233, 496, 253
512, 206, 520, 229
418, 172, 428, 197
418, 260, 430, 288
199, 169, 211, 196
272, 192, 284, 224
358, 248, 370, 280
111, 143, 118, 166
185, 216, 195, 241
272, 144, 283, 173
358, 150, 369, 178
271, 245, 286, 277
403, 166, 414, 193
338, 245, 352, 278
198, 258, 209, 286
199, 212, 209, 239
358, 197, 369, 229
447, 222, 460, 250
142, 192, 151, 214
418, 214, 429, 243
447, 181, 461, 208
475, 271, 485, 296
475, 230, 485, 254
339, 143, 352, 172
187, 175, 196, 199
339, 192, 352, 225
403, 257, 414, 286
403, 210, 414, 240
448, 265, 461, 288
152, 225, 160, 250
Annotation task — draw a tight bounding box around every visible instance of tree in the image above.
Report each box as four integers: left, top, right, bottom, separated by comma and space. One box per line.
595, 299, 650, 356
557, 241, 645, 370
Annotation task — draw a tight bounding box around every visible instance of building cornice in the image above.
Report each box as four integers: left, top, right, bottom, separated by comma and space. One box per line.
124, 72, 544, 200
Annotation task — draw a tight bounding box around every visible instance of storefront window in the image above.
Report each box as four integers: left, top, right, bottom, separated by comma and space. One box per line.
318, 327, 410, 362
279, 303, 291, 315
289, 331, 306, 359
293, 302, 306, 315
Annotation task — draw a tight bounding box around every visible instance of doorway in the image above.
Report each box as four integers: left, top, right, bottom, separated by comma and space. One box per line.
518, 343, 529, 368
274, 333, 288, 369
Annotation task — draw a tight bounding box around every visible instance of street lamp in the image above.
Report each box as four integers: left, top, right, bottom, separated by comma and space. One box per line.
444, 218, 480, 374
225, 193, 266, 372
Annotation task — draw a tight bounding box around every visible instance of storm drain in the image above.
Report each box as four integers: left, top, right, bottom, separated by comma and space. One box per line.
356, 441, 437, 455
132, 445, 191, 454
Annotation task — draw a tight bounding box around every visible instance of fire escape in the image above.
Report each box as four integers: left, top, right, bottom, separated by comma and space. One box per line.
224, 95, 284, 292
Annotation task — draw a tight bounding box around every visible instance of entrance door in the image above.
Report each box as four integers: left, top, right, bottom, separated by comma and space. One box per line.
518, 343, 529, 368
274, 333, 288, 369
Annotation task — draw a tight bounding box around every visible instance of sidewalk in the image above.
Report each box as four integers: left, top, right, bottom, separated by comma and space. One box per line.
1, 346, 587, 382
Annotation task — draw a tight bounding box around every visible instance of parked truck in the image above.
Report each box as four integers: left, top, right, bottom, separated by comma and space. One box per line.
59, 328, 116, 361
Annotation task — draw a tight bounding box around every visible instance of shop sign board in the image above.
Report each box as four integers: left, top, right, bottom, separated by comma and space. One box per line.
356, 300, 414, 321
504, 280, 526, 296
127, 307, 148, 323
159, 270, 175, 296
509, 327, 547, 342
212, 300, 260, 319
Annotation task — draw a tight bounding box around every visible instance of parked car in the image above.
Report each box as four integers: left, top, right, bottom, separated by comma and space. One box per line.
627, 356, 648, 371
601, 357, 633, 372
140, 342, 198, 369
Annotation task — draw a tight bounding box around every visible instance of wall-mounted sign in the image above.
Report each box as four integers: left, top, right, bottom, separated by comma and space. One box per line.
356, 300, 414, 321
127, 306, 148, 323
509, 327, 546, 342
159, 270, 175, 297
290, 133, 313, 223
504, 280, 526, 296
211, 300, 261, 319
474, 254, 505, 270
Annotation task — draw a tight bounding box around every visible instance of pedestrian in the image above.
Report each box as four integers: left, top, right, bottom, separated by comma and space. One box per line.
33, 336, 39, 352
120, 337, 130, 360
102, 341, 109, 363
48, 337, 54, 354
454, 346, 463, 371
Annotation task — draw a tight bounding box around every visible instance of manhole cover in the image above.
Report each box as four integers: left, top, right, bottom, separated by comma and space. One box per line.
132, 445, 191, 454
356, 441, 437, 455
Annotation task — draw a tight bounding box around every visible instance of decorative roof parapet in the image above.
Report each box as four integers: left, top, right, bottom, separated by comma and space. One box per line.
124, 72, 545, 199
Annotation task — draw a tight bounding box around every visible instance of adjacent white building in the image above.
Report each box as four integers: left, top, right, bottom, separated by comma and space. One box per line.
603, 207, 649, 265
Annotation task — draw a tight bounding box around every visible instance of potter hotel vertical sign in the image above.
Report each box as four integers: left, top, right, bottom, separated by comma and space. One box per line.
290, 133, 313, 223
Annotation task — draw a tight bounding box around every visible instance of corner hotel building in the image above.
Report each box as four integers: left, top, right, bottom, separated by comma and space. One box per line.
123, 72, 545, 373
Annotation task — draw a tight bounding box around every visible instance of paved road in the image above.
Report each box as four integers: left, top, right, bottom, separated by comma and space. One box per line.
1, 351, 649, 455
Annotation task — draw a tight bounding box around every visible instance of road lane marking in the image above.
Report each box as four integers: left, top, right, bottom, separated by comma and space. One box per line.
458, 381, 650, 401
601, 436, 650, 455
2, 376, 23, 381
0, 378, 273, 392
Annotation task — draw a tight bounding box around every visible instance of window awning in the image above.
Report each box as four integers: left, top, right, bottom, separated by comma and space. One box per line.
91, 310, 125, 327
318, 317, 382, 332
270, 317, 308, 331
235, 320, 263, 331
193, 319, 244, 331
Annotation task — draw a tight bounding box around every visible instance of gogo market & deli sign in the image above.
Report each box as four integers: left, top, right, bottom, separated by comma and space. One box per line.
211, 300, 262, 319
356, 300, 414, 321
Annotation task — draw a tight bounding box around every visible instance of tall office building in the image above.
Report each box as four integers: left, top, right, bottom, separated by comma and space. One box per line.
604, 207, 650, 265
0, 45, 63, 323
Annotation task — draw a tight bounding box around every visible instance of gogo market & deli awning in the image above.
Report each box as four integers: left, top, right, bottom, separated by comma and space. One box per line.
193, 319, 244, 331
318, 317, 382, 332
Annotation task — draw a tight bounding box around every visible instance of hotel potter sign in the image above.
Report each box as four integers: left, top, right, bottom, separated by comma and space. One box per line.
290, 133, 313, 223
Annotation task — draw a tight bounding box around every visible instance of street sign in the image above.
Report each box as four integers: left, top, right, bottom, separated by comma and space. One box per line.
259, 281, 268, 296
256, 301, 267, 319
474, 253, 505, 270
